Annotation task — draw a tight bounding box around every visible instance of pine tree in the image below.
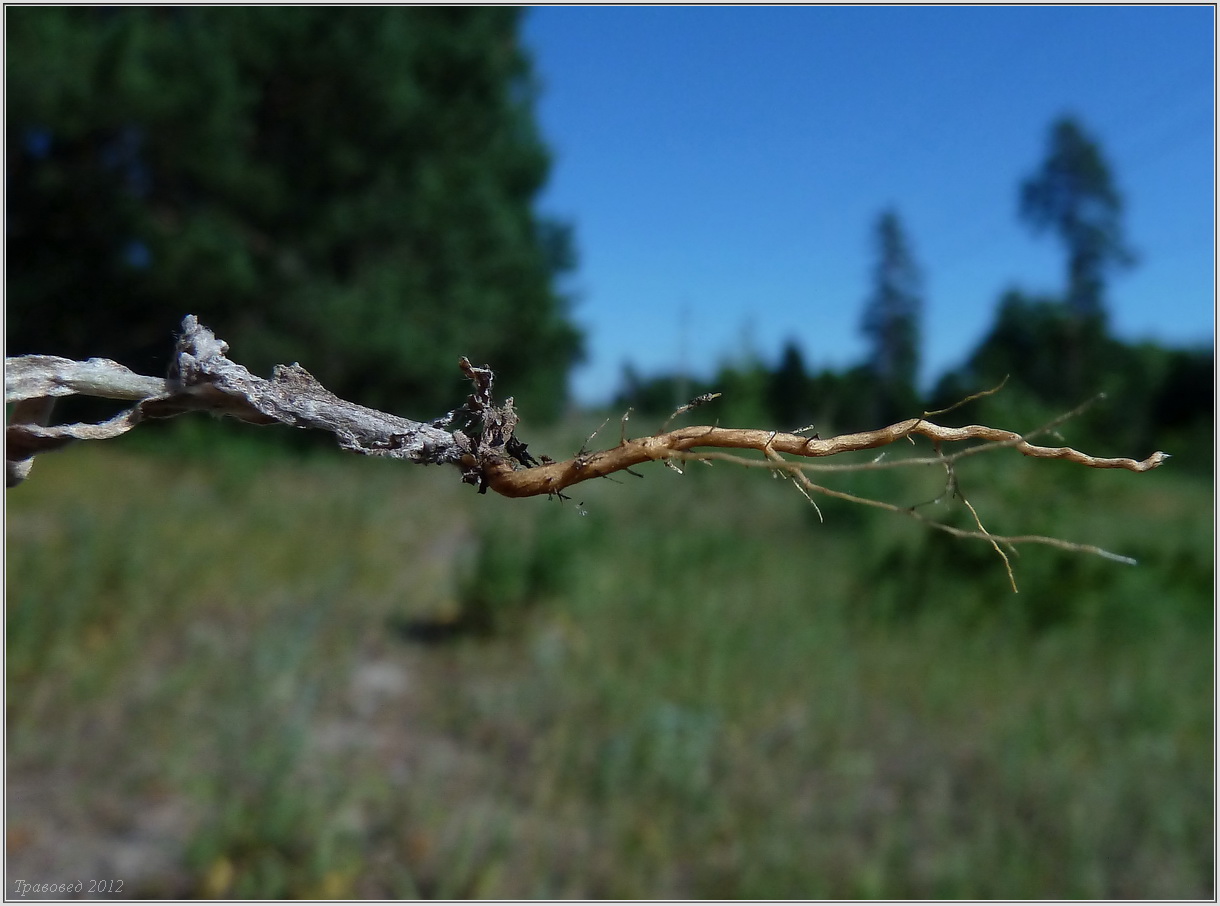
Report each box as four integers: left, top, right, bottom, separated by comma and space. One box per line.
1019, 115, 1135, 322
860, 208, 923, 423
6, 7, 581, 420
1018, 115, 1134, 400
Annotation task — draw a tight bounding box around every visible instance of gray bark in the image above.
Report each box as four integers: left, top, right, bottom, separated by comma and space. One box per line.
6, 315, 469, 487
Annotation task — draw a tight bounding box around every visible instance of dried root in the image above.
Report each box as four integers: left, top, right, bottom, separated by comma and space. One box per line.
6, 316, 1169, 584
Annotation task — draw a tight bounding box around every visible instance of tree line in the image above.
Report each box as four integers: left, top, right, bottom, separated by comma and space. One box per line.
616, 116, 1212, 473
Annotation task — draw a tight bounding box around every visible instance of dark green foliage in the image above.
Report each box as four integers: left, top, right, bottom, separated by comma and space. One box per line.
934, 288, 1112, 408
932, 290, 1213, 473
6, 7, 581, 420
1153, 346, 1215, 430
799, 363, 881, 435
767, 339, 813, 430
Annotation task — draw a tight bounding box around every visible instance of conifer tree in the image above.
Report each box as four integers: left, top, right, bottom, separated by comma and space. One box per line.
1019, 115, 1135, 322
1017, 115, 1134, 400
6, 7, 581, 419
860, 208, 923, 423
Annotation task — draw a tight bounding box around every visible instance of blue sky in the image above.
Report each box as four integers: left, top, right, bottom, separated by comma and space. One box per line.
521, 6, 1215, 404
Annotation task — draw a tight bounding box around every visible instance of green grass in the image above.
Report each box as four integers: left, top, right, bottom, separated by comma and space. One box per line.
5, 419, 1213, 897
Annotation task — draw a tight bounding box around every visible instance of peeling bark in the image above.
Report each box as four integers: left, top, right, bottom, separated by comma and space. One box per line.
6, 316, 466, 486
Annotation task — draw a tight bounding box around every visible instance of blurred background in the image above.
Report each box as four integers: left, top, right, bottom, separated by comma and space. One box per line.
5, 6, 1214, 897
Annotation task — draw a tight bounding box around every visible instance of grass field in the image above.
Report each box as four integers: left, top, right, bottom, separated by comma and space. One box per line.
5, 415, 1214, 898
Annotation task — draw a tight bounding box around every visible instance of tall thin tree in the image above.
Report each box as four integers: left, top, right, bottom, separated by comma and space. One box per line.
1019, 115, 1135, 322
861, 208, 923, 423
